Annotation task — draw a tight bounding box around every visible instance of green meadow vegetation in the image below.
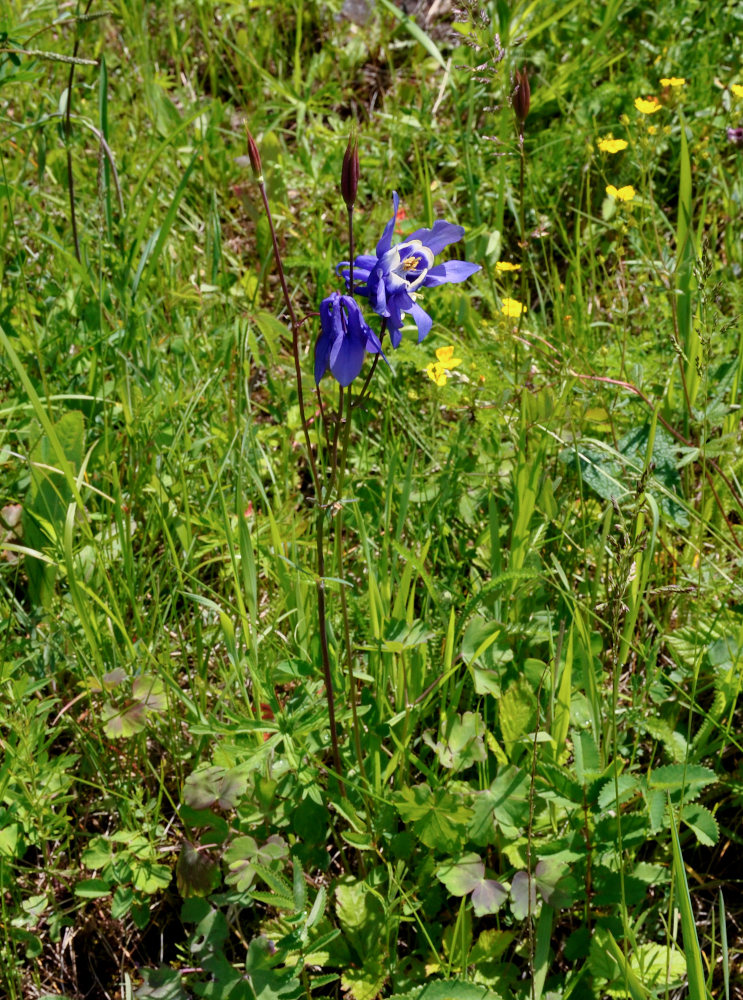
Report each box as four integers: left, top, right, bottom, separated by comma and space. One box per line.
2, 0, 743, 997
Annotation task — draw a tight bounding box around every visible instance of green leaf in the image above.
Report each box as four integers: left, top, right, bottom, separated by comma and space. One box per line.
135, 966, 188, 999
395, 783, 472, 852
471, 879, 508, 917
388, 978, 505, 1000
176, 841, 220, 898
183, 764, 250, 810
510, 871, 536, 920
647, 764, 716, 799
681, 803, 719, 846
534, 858, 577, 908
341, 961, 388, 1000
572, 729, 601, 784
132, 860, 172, 894
111, 886, 134, 920
223, 835, 288, 892
424, 712, 487, 772
437, 854, 484, 896
132, 675, 167, 713
335, 877, 386, 957
102, 700, 147, 738
469, 766, 530, 844
74, 877, 112, 899
499, 677, 537, 757
598, 774, 640, 811
81, 836, 111, 869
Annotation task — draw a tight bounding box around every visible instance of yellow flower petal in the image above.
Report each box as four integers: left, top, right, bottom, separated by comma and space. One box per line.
501, 297, 526, 318
597, 136, 628, 153
435, 345, 462, 368
732, 84, 743, 98
426, 362, 448, 387
606, 184, 636, 202
660, 77, 685, 87
495, 261, 521, 272
634, 96, 662, 114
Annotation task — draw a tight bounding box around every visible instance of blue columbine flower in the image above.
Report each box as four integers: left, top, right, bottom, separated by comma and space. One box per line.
314, 292, 386, 387
339, 192, 480, 348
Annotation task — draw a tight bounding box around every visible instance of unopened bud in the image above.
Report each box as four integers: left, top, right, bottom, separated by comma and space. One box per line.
513, 66, 530, 125
341, 132, 359, 210
246, 128, 262, 179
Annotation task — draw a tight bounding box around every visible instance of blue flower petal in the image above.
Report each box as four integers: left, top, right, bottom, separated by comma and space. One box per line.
423, 260, 481, 286
405, 220, 464, 255
376, 191, 400, 257
330, 329, 365, 386
407, 301, 433, 342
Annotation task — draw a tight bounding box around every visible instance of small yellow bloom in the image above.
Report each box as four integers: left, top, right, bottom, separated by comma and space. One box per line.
426, 362, 448, 386
501, 297, 526, 318
619, 114, 630, 126
435, 345, 462, 368
597, 136, 628, 153
647, 125, 657, 135
496, 261, 521, 272
635, 96, 662, 114
731, 84, 743, 98
606, 184, 636, 202
660, 77, 685, 87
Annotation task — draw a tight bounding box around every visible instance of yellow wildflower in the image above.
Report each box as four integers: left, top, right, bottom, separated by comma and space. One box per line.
496, 261, 521, 272
732, 84, 743, 98
501, 298, 526, 318
647, 125, 657, 135
597, 136, 628, 153
606, 184, 636, 202
635, 96, 662, 114
435, 346, 462, 368
660, 77, 685, 87
425, 346, 462, 386
426, 362, 448, 386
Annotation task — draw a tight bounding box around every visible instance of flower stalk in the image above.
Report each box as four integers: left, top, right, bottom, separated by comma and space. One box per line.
246, 127, 345, 794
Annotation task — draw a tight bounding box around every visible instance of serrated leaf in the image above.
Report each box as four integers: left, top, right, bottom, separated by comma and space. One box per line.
647, 764, 716, 795
597, 774, 640, 811
395, 783, 472, 852
644, 788, 666, 832
388, 977, 505, 1000
681, 803, 719, 846
572, 730, 600, 784
499, 677, 537, 756
341, 961, 387, 1000
336, 878, 386, 957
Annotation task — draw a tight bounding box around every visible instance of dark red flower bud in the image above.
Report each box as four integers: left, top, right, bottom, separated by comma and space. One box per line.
341, 131, 359, 210
246, 128, 262, 179
513, 66, 530, 125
